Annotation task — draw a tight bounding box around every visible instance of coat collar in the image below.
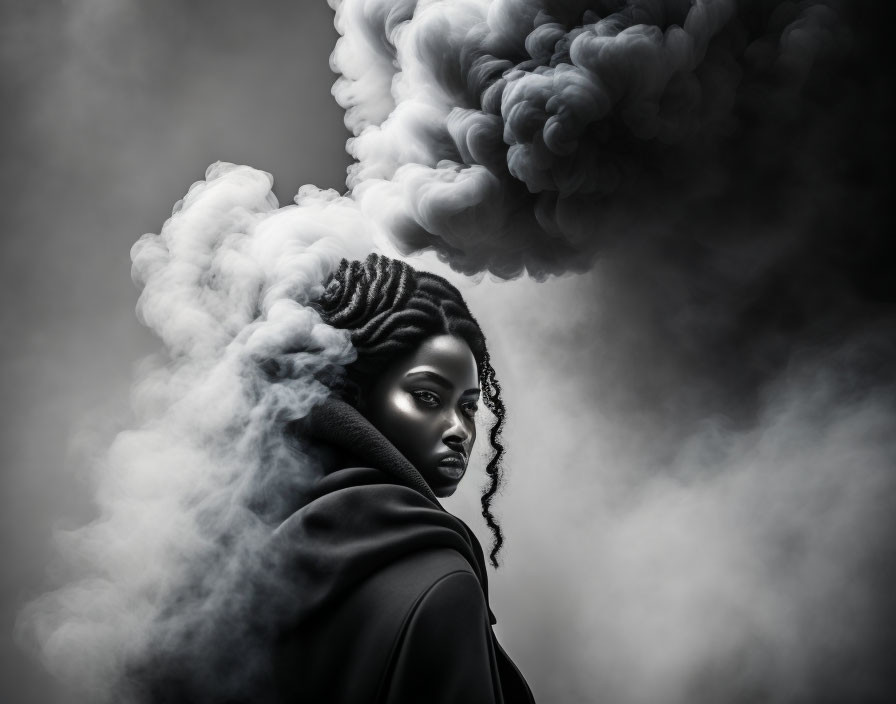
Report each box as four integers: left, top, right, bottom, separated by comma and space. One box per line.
304, 396, 440, 505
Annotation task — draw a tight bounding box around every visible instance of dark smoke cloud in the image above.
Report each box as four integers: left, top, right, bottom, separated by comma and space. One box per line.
335, 0, 890, 281
334, 0, 894, 402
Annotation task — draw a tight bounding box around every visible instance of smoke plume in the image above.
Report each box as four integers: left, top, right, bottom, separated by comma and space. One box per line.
330, 0, 893, 419
17, 164, 373, 701
333, 0, 859, 274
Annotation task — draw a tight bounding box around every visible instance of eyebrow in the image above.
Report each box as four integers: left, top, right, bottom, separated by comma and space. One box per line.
405, 370, 480, 396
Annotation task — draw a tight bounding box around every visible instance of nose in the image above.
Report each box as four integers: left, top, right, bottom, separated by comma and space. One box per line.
442, 409, 471, 455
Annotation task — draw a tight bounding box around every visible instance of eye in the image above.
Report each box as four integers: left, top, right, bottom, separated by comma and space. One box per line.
462, 401, 479, 418
412, 390, 440, 407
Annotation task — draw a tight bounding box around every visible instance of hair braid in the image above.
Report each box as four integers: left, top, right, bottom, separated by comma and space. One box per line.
478, 349, 505, 567
314, 253, 508, 567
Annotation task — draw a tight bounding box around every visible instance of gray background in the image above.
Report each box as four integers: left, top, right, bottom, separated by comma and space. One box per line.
2, 2, 894, 704
1, 2, 350, 701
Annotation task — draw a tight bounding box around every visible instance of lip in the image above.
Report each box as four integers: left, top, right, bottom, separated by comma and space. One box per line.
435, 453, 466, 480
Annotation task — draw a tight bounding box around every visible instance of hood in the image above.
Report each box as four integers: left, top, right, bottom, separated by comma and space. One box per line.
267, 397, 494, 629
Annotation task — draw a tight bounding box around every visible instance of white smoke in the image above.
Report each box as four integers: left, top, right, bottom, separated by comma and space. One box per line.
17, 163, 373, 702
446, 272, 896, 704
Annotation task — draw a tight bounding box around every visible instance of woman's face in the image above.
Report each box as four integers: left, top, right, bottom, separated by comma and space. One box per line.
364, 334, 480, 498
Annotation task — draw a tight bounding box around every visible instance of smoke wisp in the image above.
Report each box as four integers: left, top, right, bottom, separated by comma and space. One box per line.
17, 163, 373, 702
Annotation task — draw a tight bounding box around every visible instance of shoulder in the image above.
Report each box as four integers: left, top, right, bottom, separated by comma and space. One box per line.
273, 547, 480, 704
380, 554, 500, 704
400, 569, 491, 652
353, 547, 479, 631
309, 547, 479, 647
379, 549, 488, 647
343, 547, 486, 671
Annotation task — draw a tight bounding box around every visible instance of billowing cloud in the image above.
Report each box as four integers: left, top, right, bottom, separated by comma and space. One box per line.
331, 0, 867, 282
17, 164, 373, 702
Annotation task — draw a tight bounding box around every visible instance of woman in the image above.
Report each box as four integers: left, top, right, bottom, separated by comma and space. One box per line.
271, 253, 535, 703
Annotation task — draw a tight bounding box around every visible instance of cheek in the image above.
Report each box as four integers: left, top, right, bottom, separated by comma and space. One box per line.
378, 391, 429, 440
377, 393, 440, 463
387, 391, 420, 422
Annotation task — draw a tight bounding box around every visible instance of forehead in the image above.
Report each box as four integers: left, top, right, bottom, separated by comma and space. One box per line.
393, 334, 479, 390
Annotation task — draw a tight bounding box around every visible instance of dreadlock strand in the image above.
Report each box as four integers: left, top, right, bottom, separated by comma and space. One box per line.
366, 256, 398, 317
478, 350, 506, 568
361, 308, 435, 349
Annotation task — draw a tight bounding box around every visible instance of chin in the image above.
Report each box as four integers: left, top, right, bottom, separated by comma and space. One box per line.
432, 483, 459, 498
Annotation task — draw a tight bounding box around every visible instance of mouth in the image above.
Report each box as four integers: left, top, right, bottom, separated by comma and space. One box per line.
435, 453, 466, 480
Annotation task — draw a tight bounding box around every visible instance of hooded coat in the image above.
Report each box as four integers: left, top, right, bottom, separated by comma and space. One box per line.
270, 397, 535, 704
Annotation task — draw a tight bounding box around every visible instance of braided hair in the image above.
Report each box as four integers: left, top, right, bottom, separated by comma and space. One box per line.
314, 253, 506, 567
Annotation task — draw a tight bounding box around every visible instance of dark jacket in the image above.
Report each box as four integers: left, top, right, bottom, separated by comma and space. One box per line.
270, 398, 535, 703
